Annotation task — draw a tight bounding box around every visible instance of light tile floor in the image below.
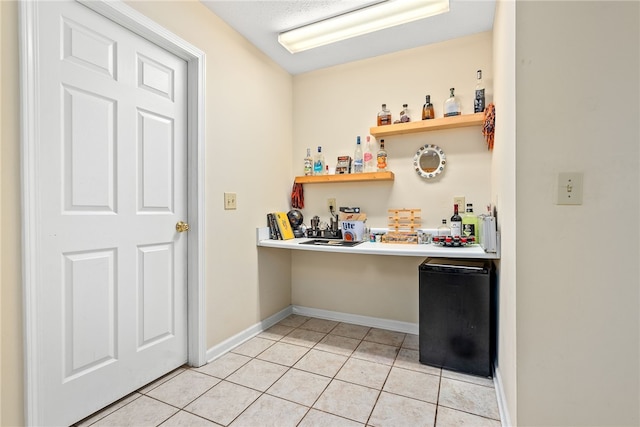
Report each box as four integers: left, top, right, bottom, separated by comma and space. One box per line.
76, 315, 501, 427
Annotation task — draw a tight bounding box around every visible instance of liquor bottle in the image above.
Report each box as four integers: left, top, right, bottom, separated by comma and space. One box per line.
363, 135, 375, 172
303, 148, 313, 176
437, 219, 451, 236
376, 139, 387, 172
450, 204, 462, 237
462, 203, 478, 239
353, 136, 364, 173
444, 88, 461, 117
377, 104, 392, 126
399, 104, 411, 122
313, 146, 325, 176
474, 70, 485, 113
422, 95, 434, 120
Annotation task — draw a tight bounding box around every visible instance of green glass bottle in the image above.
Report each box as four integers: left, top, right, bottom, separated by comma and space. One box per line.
462, 203, 479, 240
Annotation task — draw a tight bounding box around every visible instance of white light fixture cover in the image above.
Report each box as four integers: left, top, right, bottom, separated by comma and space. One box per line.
278, 0, 450, 54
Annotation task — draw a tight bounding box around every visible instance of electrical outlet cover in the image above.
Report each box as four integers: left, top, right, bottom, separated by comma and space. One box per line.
453, 196, 465, 210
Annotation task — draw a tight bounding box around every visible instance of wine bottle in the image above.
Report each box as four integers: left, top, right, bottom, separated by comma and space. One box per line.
450, 204, 462, 237
353, 136, 364, 173
444, 88, 461, 117
462, 203, 478, 239
474, 70, 485, 113
377, 104, 391, 126
422, 95, 434, 120
376, 139, 387, 172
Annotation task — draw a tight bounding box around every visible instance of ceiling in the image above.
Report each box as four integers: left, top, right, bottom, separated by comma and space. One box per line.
200, 0, 496, 75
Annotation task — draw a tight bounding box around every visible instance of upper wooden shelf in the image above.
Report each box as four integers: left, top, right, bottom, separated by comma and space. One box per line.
294, 171, 394, 184
369, 112, 484, 138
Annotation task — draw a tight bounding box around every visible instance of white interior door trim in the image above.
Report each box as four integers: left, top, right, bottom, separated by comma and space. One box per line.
19, 0, 206, 424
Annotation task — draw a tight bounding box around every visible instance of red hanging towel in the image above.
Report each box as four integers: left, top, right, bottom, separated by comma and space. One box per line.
291, 182, 304, 209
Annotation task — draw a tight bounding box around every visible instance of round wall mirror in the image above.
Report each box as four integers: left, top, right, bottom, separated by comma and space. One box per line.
413, 144, 446, 179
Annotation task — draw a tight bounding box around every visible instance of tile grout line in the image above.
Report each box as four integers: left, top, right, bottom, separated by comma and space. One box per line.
82, 315, 501, 426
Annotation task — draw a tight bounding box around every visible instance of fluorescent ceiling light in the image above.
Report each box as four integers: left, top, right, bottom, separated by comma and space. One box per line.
278, 0, 450, 54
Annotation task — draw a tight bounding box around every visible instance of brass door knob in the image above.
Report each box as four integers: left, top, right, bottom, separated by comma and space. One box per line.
176, 221, 190, 233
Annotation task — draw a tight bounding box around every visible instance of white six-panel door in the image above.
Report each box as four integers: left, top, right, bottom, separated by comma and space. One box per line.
30, 1, 189, 424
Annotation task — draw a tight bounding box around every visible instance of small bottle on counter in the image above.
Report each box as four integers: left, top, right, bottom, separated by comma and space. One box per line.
450, 204, 462, 236
363, 135, 375, 172
437, 219, 451, 236
353, 136, 364, 173
399, 104, 411, 122
474, 70, 485, 113
304, 148, 313, 176
422, 95, 435, 120
444, 87, 461, 117
313, 146, 325, 176
377, 104, 392, 126
376, 139, 387, 172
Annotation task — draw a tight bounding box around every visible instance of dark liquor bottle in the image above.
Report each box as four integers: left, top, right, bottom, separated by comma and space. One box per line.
450, 204, 462, 237
422, 95, 434, 120
474, 69, 485, 113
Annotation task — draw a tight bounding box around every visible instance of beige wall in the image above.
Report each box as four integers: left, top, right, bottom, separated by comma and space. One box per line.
4, 1, 639, 426
1, 2, 23, 425
291, 33, 493, 322
515, 1, 639, 425
493, 0, 517, 423
1, 1, 293, 424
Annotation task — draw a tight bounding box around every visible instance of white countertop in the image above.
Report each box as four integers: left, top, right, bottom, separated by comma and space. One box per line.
256, 227, 499, 259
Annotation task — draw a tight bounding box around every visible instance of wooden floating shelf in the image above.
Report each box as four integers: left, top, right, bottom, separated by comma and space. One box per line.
294, 171, 395, 184
369, 112, 484, 138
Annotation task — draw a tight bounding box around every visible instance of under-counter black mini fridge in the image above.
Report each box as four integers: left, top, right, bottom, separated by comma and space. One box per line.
419, 258, 495, 378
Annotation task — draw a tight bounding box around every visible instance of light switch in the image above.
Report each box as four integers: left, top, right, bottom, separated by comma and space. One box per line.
224, 192, 237, 210
556, 172, 583, 205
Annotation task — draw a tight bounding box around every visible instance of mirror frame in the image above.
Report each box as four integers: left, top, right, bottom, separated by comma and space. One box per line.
413, 144, 446, 179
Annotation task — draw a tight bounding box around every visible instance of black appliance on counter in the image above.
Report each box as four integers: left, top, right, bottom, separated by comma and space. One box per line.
418, 258, 496, 378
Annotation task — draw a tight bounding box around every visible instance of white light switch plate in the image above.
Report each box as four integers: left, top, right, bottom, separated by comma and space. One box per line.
557, 172, 583, 205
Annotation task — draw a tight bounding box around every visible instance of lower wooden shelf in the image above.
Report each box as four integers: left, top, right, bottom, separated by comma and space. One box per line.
294, 171, 394, 184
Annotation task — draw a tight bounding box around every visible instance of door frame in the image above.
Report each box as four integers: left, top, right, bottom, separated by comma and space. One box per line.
19, 0, 206, 424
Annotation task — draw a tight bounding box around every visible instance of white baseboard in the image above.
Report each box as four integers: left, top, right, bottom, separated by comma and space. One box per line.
204, 306, 293, 363
292, 305, 419, 335
493, 364, 512, 427
205, 304, 420, 363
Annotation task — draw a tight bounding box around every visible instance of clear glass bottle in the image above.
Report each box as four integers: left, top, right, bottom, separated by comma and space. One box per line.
313, 146, 325, 176
399, 104, 411, 122
474, 69, 485, 113
353, 136, 364, 173
376, 139, 387, 172
303, 148, 313, 176
422, 95, 434, 120
377, 104, 392, 126
437, 219, 451, 236
363, 135, 375, 172
462, 203, 478, 239
444, 87, 461, 117
450, 204, 462, 236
